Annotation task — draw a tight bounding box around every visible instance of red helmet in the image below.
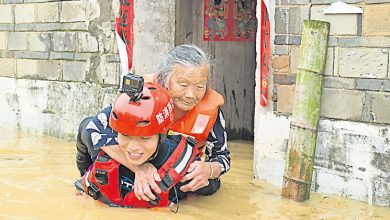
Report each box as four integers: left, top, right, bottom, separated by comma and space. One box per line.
109, 82, 174, 136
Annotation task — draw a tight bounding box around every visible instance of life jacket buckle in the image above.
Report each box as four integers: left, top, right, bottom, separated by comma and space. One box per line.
186, 136, 197, 147
159, 172, 174, 192
147, 194, 161, 207
95, 169, 108, 185
88, 183, 100, 200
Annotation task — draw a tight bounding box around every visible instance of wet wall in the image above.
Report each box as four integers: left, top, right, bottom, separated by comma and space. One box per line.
0, 0, 175, 141
254, 1, 390, 206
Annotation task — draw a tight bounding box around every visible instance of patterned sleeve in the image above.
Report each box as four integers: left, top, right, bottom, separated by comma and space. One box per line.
205, 108, 231, 177
85, 106, 119, 150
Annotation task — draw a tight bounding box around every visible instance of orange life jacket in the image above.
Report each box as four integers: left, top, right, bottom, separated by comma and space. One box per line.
143, 74, 225, 148
169, 89, 224, 148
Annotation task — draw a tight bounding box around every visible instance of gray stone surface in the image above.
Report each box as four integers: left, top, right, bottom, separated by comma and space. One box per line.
3, 0, 24, 3
337, 48, 388, 78
37, 60, 61, 80
28, 32, 51, 51
275, 7, 310, 35
52, 32, 75, 52
324, 77, 355, 90
0, 58, 15, 77
0, 24, 14, 31
60, 1, 86, 22
0, 4, 13, 24
384, 81, 390, 92
356, 79, 384, 91
97, 55, 120, 85
14, 22, 89, 32
274, 74, 296, 85
60, 22, 89, 31
14, 4, 36, 24
274, 35, 301, 45
63, 61, 86, 82
105, 54, 120, 63
0, 77, 117, 141
315, 131, 351, 174
290, 47, 334, 75
328, 36, 338, 47
49, 52, 74, 60
24, 0, 60, 2
357, 14, 362, 36
372, 177, 390, 206
0, 32, 7, 50
77, 32, 99, 52
338, 37, 390, 48
74, 52, 95, 61
274, 45, 289, 55
8, 32, 28, 51
370, 92, 390, 124
280, 0, 310, 4
14, 24, 38, 31
17, 59, 38, 78
13, 51, 50, 59
325, 48, 335, 76
311, 0, 363, 3
321, 88, 363, 120
37, 2, 59, 23
290, 46, 299, 75
133, 0, 176, 75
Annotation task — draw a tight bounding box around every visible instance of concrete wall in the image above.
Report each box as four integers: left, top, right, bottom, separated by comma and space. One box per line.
133, 0, 175, 75
254, 1, 390, 206
0, 0, 175, 141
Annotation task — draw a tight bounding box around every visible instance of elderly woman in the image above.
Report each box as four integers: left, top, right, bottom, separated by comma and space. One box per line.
136, 44, 231, 199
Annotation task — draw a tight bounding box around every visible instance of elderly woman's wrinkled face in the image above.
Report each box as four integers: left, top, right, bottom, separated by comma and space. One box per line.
168, 64, 208, 112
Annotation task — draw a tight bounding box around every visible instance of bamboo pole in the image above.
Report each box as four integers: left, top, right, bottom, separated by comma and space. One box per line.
281, 20, 330, 202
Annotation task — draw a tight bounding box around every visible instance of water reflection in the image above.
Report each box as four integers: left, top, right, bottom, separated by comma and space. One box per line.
0, 130, 389, 219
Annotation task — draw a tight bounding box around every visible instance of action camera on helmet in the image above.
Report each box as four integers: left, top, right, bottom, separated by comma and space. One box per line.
119, 74, 144, 102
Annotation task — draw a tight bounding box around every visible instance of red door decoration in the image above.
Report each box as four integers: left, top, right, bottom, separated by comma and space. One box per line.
204, 0, 257, 42
260, 0, 270, 106
116, 0, 135, 72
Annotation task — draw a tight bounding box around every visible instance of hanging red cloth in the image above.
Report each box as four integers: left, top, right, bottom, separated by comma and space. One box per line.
116, 0, 135, 74
260, 0, 270, 106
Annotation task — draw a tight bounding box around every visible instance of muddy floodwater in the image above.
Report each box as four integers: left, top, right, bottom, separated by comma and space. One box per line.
1, 129, 390, 219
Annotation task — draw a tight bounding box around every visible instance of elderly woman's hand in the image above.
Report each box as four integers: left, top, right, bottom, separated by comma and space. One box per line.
179, 161, 211, 192
133, 162, 162, 201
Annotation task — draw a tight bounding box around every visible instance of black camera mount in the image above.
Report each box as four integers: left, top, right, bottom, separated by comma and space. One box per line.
119, 73, 144, 102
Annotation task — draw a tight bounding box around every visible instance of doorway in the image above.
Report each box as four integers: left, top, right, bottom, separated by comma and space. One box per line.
175, 0, 257, 140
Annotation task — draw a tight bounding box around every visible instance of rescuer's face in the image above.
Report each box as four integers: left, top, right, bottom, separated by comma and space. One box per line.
118, 133, 159, 165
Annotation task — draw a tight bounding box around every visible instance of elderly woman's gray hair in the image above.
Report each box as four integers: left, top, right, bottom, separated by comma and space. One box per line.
156, 44, 213, 88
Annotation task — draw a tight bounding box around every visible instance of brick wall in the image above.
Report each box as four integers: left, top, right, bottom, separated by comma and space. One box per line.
273, 2, 390, 125
254, 1, 390, 206
0, 0, 120, 140
0, 0, 175, 140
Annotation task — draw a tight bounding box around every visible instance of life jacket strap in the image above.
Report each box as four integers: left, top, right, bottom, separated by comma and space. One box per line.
158, 137, 198, 193
87, 182, 122, 207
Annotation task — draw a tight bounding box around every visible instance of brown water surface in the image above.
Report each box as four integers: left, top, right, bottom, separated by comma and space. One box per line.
1, 129, 390, 219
